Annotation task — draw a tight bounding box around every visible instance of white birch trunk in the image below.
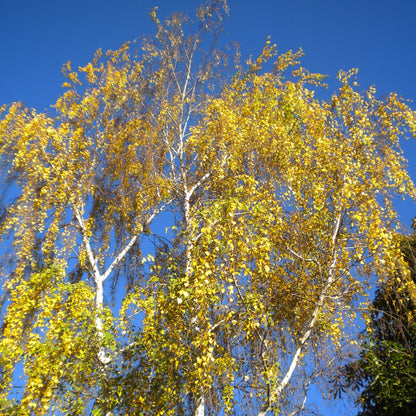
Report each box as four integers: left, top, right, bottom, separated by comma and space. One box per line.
184, 191, 206, 416
192, 395, 205, 416
257, 211, 343, 416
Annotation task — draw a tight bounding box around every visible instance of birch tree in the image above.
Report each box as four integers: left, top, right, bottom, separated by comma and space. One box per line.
1, 1, 416, 415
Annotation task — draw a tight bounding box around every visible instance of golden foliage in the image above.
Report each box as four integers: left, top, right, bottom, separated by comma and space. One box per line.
0, 1, 415, 415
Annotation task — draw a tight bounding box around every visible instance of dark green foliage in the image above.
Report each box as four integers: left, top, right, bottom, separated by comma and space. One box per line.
334, 226, 416, 416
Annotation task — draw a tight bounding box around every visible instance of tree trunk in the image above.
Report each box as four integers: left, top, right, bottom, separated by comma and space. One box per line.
192, 394, 205, 416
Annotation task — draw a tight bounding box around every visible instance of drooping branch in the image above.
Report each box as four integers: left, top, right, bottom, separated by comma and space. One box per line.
257, 210, 344, 416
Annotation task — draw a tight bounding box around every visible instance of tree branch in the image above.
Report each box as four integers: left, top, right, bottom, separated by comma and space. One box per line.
257, 210, 344, 416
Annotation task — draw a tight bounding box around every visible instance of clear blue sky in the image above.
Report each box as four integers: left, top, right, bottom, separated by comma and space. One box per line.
1, 1, 416, 413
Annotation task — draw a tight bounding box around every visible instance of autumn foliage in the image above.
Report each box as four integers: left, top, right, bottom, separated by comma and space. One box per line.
1, 1, 416, 415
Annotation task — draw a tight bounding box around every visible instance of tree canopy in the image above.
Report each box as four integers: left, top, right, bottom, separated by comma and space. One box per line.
1, 1, 416, 415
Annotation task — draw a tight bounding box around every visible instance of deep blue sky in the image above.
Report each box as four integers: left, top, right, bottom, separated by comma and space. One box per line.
1, 1, 415, 414
2, 1, 416, 108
